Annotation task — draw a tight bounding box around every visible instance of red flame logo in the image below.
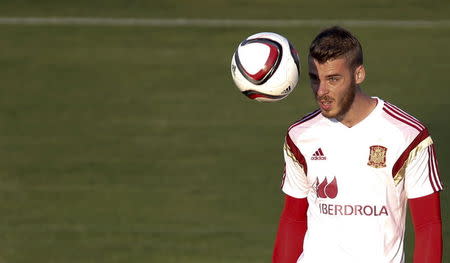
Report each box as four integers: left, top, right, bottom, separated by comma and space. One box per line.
315, 177, 338, 199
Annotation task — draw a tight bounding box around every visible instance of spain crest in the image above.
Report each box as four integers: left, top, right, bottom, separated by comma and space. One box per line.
367, 145, 387, 168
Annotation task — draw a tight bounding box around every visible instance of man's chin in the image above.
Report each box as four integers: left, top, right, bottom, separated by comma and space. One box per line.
320, 109, 337, 119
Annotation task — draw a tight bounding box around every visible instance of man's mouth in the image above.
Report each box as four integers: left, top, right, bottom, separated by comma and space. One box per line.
318, 99, 333, 111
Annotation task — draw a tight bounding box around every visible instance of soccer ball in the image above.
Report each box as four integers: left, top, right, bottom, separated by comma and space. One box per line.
230, 32, 300, 102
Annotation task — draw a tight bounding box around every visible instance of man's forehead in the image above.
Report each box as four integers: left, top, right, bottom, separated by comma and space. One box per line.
308, 57, 349, 74
308, 56, 348, 66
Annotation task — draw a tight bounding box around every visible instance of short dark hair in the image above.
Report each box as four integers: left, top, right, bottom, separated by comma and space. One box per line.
309, 26, 363, 69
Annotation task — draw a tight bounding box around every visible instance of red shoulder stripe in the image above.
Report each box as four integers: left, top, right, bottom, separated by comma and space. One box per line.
286, 133, 308, 175
431, 145, 443, 190
386, 102, 423, 124
384, 102, 425, 130
392, 128, 429, 177
288, 109, 321, 131
383, 105, 423, 132
429, 145, 443, 191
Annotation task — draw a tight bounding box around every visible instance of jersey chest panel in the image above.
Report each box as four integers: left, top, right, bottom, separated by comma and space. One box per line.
301, 129, 402, 207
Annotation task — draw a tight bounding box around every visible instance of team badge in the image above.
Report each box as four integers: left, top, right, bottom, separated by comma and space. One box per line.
367, 145, 387, 168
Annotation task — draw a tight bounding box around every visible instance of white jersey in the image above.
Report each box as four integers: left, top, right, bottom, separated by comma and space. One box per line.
281, 98, 443, 263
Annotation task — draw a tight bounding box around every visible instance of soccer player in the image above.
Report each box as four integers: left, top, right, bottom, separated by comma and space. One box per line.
272, 26, 443, 263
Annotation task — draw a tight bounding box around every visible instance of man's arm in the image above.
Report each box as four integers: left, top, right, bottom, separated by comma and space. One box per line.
409, 192, 442, 263
272, 195, 308, 263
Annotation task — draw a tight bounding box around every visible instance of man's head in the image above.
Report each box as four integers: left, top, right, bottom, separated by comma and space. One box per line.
309, 26, 363, 70
308, 26, 366, 120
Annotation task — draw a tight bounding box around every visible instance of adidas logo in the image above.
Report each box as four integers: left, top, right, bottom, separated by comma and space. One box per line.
311, 148, 327, 160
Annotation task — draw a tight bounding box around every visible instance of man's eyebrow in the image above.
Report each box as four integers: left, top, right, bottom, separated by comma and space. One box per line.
325, 74, 342, 78
308, 73, 343, 78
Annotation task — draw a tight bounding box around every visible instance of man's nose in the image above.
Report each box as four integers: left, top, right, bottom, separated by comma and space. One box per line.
316, 81, 329, 97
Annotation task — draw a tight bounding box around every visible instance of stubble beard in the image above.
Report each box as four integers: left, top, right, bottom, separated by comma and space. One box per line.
318, 79, 357, 120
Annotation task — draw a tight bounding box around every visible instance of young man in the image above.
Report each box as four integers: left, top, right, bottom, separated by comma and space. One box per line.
272, 26, 443, 263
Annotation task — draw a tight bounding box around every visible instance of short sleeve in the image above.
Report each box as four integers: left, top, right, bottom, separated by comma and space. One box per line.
281, 134, 309, 198
405, 142, 443, 199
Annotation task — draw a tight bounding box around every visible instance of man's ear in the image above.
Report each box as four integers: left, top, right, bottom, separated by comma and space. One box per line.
354, 65, 366, 85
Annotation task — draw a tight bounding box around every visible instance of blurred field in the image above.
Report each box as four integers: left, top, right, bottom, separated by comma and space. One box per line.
0, 1, 449, 262
1, 0, 449, 20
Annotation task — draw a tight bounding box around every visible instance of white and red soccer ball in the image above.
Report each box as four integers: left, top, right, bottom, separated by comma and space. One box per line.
231, 32, 300, 102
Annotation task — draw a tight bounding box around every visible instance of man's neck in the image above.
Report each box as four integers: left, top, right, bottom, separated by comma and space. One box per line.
338, 92, 377, 128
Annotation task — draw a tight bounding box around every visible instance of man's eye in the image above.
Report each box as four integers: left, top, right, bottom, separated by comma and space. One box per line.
329, 77, 339, 82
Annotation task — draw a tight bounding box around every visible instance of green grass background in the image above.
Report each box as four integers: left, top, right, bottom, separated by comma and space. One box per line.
0, 1, 449, 262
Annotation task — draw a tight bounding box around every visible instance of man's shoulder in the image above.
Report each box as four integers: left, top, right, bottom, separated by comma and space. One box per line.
286, 109, 324, 142
379, 100, 428, 136
287, 109, 323, 133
